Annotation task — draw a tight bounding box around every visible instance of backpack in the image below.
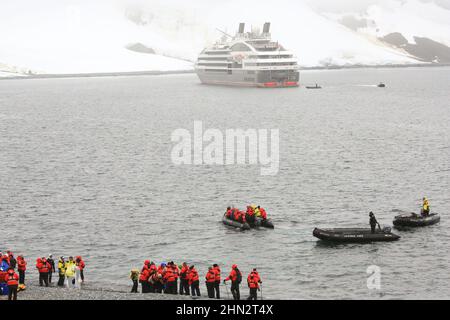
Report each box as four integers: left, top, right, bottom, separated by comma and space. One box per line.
236, 269, 242, 284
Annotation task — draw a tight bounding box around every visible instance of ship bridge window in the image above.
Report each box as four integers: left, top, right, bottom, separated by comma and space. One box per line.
231, 43, 251, 52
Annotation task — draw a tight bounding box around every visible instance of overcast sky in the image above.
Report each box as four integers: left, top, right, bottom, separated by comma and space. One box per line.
308, 0, 450, 12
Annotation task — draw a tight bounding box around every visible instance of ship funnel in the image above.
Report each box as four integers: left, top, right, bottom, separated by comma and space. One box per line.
238, 23, 245, 34
262, 22, 271, 34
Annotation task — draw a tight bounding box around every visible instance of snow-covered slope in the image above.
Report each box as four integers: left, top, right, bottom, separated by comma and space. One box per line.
123, 0, 419, 67
0, 0, 193, 74
1, 0, 439, 74
325, 0, 450, 47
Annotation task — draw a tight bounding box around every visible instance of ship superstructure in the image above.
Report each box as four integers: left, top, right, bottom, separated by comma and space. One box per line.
195, 23, 299, 87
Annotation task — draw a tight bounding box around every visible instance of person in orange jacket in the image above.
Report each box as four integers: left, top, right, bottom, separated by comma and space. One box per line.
164, 263, 178, 295
6, 268, 19, 300
212, 263, 221, 299
169, 261, 179, 294
75, 256, 85, 282
17, 255, 27, 285
36, 257, 51, 287
234, 210, 246, 224
188, 265, 200, 297
139, 261, 150, 293
179, 262, 190, 295
147, 262, 157, 293
154, 263, 166, 293
258, 206, 268, 220
225, 207, 233, 219
205, 267, 217, 298
224, 264, 242, 300
247, 268, 262, 300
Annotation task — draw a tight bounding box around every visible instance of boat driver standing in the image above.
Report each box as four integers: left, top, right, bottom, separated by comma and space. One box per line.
369, 212, 381, 234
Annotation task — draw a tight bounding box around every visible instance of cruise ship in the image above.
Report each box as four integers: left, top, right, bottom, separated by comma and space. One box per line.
195, 23, 300, 87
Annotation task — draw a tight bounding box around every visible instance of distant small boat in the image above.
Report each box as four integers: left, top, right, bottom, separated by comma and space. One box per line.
306, 83, 321, 89
377, 83, 386, 88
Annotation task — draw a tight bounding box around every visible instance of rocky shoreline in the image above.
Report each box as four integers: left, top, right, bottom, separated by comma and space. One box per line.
0, 276, 201, 300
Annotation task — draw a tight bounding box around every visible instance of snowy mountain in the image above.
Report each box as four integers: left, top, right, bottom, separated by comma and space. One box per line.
323, 0, 450, 63
1, 0, 449, 75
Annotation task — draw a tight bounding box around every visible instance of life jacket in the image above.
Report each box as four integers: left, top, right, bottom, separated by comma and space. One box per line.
171, 265, 179, 278
250, 271, 260, 282
58, 260, 66, 274
77, 259, 85, 270
259, 207, 267, 219
188, 268, 199, 284
247, 274, 259, 289
226, 209, 233, 218
164, 268, 176, 282
226, 268, 242, 283
17, 258, 27, 271
232, 208, 240, 221
206, 270, 216, 283
180, 265, 189, 279
38, 260, 50, 273
65, 261, 76, 277
423, 199, 429, 211
246, 206, 255, 216
239, 211, 246, 223
213, 266, 221, 281
139, 266, 150, 281
254, 207, 261, 217
6, 272, 19, 286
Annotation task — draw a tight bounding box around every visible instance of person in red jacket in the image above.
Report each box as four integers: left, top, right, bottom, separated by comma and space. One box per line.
164, 263, 178, 295
168, 261, 179, 294
212, 264, 221, 299
6, 268, 19, 300
233, 210, 246, 223
36, 257, 50, 287
17, 255, 27, 285
224, 264, 242, 300
75, 256, 85, 283
247, 269, 262, 300
225, 207, 232, 219
154, 263, 166, 293
179, 262, 190, 295
188, 265, 200, 297
246, 206, 256, 224
151, 265, 164, 294
258, 206, 268, 220
205, 267, 217, 298
147, 262, 157, 293
139, 261, 150, 293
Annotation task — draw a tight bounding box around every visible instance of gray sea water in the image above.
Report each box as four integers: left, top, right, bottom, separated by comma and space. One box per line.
1, 67, 449, 299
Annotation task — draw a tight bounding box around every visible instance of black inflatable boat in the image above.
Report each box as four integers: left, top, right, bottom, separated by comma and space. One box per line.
393, 212, 440, 227
222, 214, 274, 230
250, 217, 275, 229
222, 214, 251, 230
313, 227, 400, 243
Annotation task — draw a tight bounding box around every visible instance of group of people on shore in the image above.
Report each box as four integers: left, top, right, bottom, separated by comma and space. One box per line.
43, 255, 85, 288
0, 250, 86, 300
0, 251, 24, 300
225, 205, 268, 224
131, 261, 262, 300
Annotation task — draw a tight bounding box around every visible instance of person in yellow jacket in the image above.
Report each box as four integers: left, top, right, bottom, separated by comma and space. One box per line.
57, 257, 66, 287
251, 205, 261, 217
65, 256, 76, 288
422, 197, 430, 216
